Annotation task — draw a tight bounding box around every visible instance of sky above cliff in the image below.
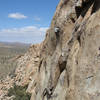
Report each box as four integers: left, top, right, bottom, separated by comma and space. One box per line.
0, 0, 59, 43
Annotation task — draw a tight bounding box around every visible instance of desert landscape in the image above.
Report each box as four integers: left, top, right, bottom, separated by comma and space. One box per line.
0, 42, 30, 79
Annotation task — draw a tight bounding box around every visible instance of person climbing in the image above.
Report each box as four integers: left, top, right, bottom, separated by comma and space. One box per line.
54, 27, 60, 37
42, 88, 53, 100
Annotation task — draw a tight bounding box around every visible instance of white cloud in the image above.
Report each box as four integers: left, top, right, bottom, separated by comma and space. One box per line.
0, 26, 48, 36
8, 13, 27, 19
0, 26, 48, 43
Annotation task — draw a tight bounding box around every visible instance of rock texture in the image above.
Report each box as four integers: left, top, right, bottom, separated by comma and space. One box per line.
1, 0, 100, 100
0, 44, 41, 100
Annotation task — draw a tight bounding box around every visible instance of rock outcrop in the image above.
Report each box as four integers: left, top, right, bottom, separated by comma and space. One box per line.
1, 0, 100, 100
0, 44, 41, 100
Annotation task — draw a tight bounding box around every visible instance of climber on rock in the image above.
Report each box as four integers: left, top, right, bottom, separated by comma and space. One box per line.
42, 88, 53, 100
54, 27, 60, 37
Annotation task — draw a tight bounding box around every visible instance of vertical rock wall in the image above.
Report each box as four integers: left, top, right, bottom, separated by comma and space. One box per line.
29, 0, 100, 100
1, 0, 100, 100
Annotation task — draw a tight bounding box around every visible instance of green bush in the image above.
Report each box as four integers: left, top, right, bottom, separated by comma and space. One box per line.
8, 84, 31, 100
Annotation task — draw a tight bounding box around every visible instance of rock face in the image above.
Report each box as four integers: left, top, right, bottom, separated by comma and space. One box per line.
0, 44, 41, 100
1, 0, 100, 100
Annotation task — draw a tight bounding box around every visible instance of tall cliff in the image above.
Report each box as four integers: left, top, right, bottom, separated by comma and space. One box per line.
1, 0, 100, 100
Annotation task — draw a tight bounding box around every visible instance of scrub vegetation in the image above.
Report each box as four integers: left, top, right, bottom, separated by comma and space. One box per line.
0, 42, 30, 79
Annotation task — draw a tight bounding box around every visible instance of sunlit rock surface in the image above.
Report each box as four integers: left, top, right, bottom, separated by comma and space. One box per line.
1, 0, 100, 100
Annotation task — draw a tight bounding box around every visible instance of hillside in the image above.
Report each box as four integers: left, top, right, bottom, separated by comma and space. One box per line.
1, 0, 100, 100
0, 42, 30, 79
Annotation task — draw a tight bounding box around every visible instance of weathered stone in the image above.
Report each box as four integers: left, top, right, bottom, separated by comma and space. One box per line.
1, 0, 100, 100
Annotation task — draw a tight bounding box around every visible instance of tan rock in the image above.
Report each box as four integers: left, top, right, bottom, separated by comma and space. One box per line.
1, 0, 100, 100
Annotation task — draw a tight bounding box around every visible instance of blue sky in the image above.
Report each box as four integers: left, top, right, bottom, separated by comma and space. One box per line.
0, 0, 59, 43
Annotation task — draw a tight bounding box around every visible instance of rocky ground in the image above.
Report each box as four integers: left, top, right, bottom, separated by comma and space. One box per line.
1, 0, 100, 100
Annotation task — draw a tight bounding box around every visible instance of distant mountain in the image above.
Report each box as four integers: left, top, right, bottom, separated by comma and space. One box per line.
0, 41, 31, 48
0, 41, 30, 80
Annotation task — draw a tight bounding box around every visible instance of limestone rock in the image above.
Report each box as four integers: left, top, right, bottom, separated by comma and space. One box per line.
1, 0, 100, 100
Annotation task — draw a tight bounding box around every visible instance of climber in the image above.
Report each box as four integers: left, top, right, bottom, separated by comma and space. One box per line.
54, 27, 60, 37
42, 88, 53, 100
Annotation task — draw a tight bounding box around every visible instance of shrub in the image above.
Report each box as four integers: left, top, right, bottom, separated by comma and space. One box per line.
8, 84, 31, 100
